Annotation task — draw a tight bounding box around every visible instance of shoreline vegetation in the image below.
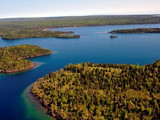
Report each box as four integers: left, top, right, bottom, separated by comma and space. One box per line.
0, 44, 52, 73
1, 30, 80, 40
31, 60, 160, 119
22, 84, 53, 120
0, 15, 160, 40
109, 28, 160, 34
1, 15, 160, 119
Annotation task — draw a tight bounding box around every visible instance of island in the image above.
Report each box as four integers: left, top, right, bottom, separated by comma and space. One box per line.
1, 30, 80, 40
31, 60, 160, 119
1, 15, 160, 40
0, 44, 52, 73
110, 35, 117, 38
109, 28, 160, 34
56, 34, 80, 39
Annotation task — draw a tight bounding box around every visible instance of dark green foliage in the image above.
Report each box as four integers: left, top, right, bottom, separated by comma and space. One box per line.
31, 60, 160, 119
110, 28, 160, 33
0, 44, 52, 73
1, 30, 79, 40
110, 35, 117, 38
1, 15, 160, 28
0, 15, 160, 40
55, 34, 80, 39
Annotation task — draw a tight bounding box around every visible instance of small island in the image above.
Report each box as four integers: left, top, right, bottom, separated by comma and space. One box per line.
31, 60, 160, 119
110, 35, 117, 38
56, 34, 80, 39
109, 28, 160, 33
1, 15, 160, 40
0, 44, 52, 73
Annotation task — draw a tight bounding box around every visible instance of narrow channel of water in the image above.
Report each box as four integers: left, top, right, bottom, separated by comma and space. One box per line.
0, 24, 160, 119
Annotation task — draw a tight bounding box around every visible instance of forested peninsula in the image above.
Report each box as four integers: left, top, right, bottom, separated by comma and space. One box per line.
32, 60, 160, 119
0, 44, 52, 73
1, 30, 80, 40
109, 28, 160, 34
0, 15, 160, 40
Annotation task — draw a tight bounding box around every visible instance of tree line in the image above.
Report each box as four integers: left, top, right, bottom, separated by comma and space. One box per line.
0, 44, 52, 73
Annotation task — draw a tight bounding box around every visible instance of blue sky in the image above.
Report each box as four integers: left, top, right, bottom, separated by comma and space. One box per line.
1, 0, 160, 18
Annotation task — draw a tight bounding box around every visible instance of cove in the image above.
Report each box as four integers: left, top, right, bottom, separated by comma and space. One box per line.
0, 24, 160, 120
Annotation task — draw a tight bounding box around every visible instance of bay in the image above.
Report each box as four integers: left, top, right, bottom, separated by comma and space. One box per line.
0, 24, 160, 120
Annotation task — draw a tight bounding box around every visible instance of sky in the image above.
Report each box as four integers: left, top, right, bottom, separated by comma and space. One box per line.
1, 0, 160, 18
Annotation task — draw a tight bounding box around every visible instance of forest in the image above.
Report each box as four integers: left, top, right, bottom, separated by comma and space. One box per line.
109, 28, 160, 34
0, 15, 160, 40
0, 44, 52, 73
0, 30, 80, 40
32, 60, 160, 120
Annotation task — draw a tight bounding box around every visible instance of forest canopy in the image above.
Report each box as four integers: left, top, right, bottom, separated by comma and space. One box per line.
0, 44, 52, 73
32, 60, 160, 119
0, 15, 160, 40
109, 28, 160, 34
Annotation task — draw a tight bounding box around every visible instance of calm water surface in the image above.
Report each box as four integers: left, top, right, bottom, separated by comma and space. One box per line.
0, 24, 160, 120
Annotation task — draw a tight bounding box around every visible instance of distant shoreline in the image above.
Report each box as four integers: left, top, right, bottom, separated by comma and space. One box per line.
45, 23, 160, 31
1, 15, 160, 40
109, 28, 160, 34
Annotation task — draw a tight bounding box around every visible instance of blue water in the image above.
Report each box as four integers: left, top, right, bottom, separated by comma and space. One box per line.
0, 24, 160, 120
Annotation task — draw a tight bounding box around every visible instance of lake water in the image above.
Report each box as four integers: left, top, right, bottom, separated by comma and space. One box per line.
0, 24, 160, 120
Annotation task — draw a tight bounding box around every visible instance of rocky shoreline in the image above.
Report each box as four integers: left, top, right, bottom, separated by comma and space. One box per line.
30, 86, 63, 120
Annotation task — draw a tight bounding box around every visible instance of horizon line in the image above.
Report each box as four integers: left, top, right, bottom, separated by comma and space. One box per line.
0, 13, 160, 20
